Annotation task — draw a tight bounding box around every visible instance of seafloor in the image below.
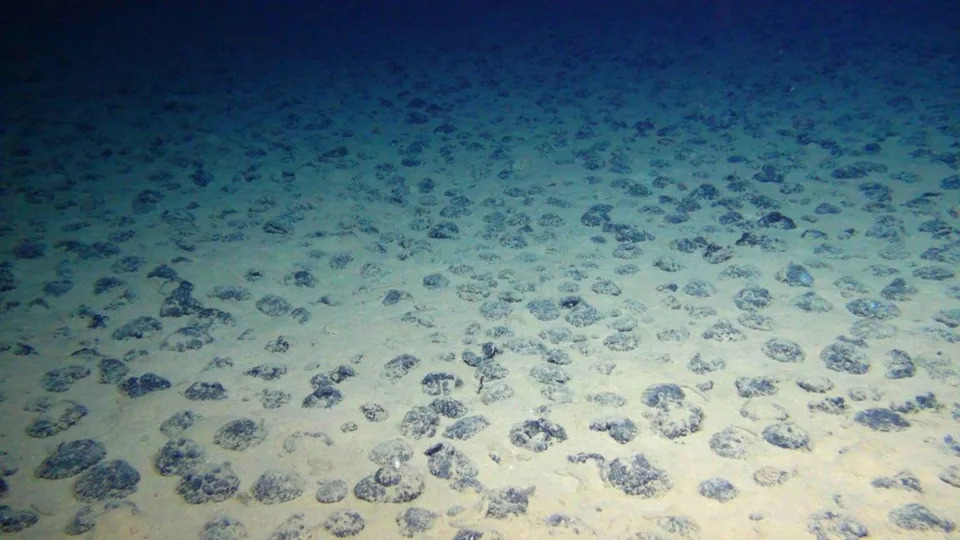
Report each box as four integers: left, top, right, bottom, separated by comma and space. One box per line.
1, 2, 958, 539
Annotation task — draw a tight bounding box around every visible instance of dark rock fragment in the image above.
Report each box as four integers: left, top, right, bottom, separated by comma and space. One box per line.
324, 509, 365, 537
198, 515, 247, 539
177, 462, 240, 504
776, 263, 813, 287
735, 376, 779, 398
383, 354, 420, 382
213, 419, 266, 451
400, 406, 440, 439
424, 442, 477, 481
360, 403, 389, 422
252, 470, 304, 504
640, 384, 685, 408
154, 438, 205, 476
486, 487, 532, 519
98, 358, 129, 384
354, 465, 424, 503
73, 460, 140, 502
698, 477, 738, 502
256, 294, 292, 317
302, 385, 343, 409
854, 408, 910, 432
762, 338, 805, 363
183, 382, 227, 401
846, 298, 900, 320
888, 503, 955, 532
709, 427, 753, 459
757, 211, 796, 229
160, 410, 198, 437
396, 507, 438, 537
603, 454, 671, 497
734, 287, 772, 311
806, 511, 869, 539
821, 342, 869, 374
652, 402, 704, 439
112, 316, 163, 340
25, 400, 88, 438
871, 471, 921, 493
0, 505, 38, 533
119, 373, 171, 398
443, 416, 490, 440
588, 416, 638, 444
315, 479, 348, 503
762, 422, 811, 450
509, 418, 567, 452
41, 365, 91, 392
430, 397, 467, 418
35, 439, 106, 479
244, 364, 286, 381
